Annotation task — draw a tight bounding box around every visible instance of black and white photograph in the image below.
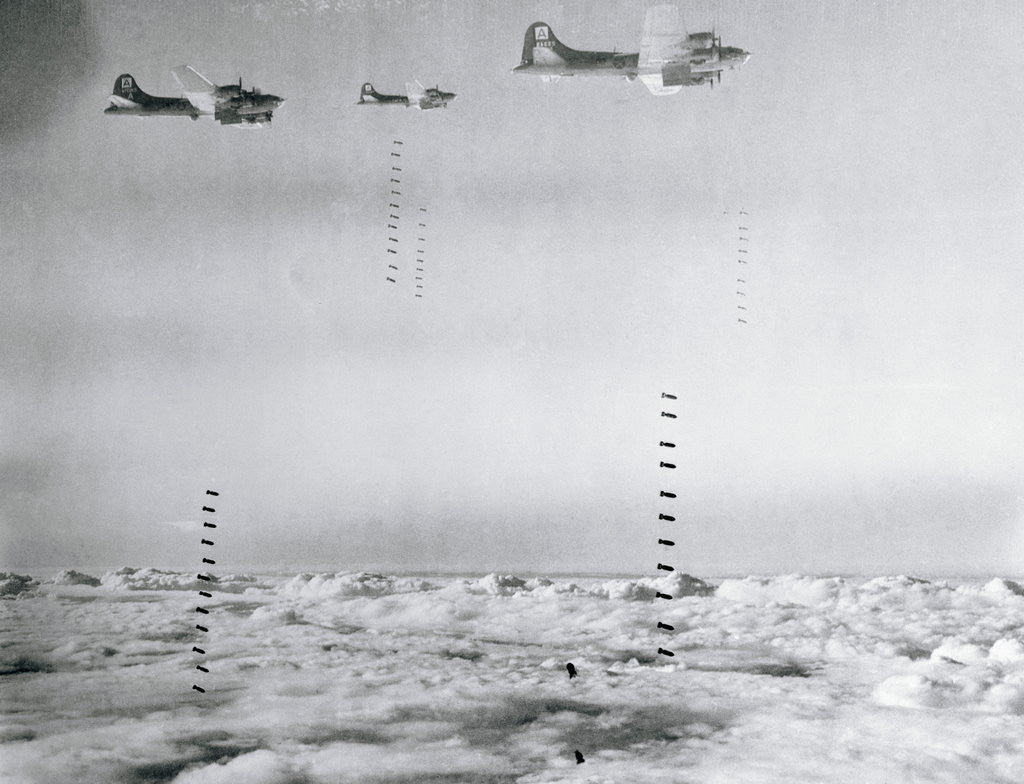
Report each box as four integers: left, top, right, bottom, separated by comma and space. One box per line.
2, 0, 1023, 781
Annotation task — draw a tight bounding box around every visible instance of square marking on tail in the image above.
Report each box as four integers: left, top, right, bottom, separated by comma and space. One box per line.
535, 26, 549, 41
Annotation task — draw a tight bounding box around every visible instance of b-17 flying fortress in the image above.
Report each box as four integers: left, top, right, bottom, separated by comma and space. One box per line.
104, 66, 284, 125
358, 81, 457, 110
104, 6, 748, 123
513, 5, 750, 94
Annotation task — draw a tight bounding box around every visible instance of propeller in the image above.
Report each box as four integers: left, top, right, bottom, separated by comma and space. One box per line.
234, 76, 263, 99
709, 28, 722, 88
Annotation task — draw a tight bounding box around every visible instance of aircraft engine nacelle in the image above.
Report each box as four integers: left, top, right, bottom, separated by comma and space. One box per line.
662, 62, 692, 87
214, 107, 271, 125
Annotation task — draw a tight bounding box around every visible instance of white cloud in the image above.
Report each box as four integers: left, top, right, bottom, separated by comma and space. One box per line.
6, 570, 1024, 782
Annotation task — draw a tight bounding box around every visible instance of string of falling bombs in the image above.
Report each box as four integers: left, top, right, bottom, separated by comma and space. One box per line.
656, 393, 677, 659
192, 490, 219, 693
385, 139, 403, 284
736, 209, 749, 324
414, 208, 426, 298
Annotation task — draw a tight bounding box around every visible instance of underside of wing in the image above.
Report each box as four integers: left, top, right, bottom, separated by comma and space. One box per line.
639, 74, 683, 96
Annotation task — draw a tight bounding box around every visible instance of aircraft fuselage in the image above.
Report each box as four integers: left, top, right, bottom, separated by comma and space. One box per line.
104, 97, 197, 117
514, 50, 640, 78
418, 88, 456, 109
105, 74, 199, 118
514, 48, 748, 79
211, 85, 283, 116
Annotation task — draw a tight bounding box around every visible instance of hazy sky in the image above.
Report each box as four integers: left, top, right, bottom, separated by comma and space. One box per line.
2, 0, 1022, 574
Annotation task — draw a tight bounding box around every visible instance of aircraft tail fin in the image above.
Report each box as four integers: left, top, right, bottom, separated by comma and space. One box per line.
111, 74, 151, 103
519, 22, 572, 66
359, 82, 377, 102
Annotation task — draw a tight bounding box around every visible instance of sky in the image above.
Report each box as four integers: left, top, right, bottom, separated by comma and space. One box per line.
2, 0, 1023, 575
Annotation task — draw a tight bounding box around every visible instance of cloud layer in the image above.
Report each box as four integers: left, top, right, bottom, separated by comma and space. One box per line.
2, 568, 1023, 782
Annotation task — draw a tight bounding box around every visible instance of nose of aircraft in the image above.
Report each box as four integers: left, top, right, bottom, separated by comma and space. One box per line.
722, 47, 751, 65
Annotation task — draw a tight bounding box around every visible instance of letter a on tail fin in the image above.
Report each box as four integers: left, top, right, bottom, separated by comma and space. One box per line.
518, 22, 570, 68
111, 74, 146, 103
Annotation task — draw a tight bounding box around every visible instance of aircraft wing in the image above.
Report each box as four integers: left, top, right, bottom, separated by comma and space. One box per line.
639, 4, 688, 67
405, 80, 427, 108
172, 65, 215, 93
639, 73, 684, 96
638, 5, 691, 95
171, 65, 218, 113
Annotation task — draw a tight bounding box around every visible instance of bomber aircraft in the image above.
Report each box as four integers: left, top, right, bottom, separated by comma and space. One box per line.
104, 74, 199, 119
358, 81, 456, 110
171, 65, 284, 125
512, 4, 750, 95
